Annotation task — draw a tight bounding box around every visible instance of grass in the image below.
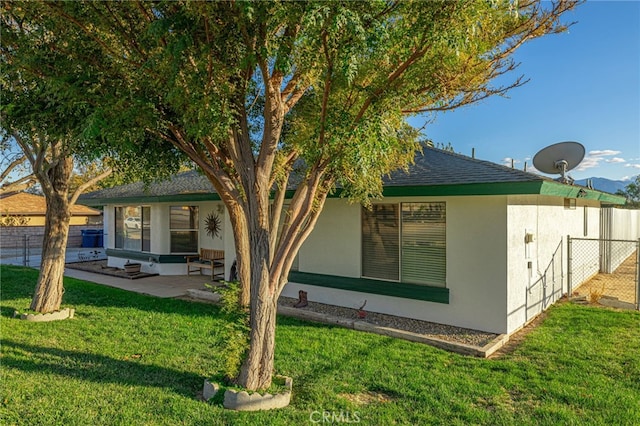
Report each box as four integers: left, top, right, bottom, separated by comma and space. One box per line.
1, 265, 639, 425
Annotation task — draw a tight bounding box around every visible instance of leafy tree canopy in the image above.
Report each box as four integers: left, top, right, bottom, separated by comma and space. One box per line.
616, 176, 640, 208
1, 6, 187, 186
2, 0, 576, 202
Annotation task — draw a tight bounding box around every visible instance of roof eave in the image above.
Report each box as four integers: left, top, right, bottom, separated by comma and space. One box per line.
78, 192, 222, 207
77, 180, 626, 206
539, 181, 626, 204
381, 181, 545, 197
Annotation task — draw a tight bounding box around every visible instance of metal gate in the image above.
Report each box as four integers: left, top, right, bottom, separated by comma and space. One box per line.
526, 240, 564, 321
0, 232, 106, 267
568, 237, 640, 310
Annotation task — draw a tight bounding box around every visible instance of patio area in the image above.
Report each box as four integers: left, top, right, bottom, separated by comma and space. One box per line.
64, 262, 212, 298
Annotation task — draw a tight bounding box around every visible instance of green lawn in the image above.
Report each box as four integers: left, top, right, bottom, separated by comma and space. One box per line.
1, 265, 639, 425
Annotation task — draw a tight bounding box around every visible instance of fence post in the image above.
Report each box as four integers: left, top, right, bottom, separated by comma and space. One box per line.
560, 236, 563, 297
22, 234, 27, 266
636, 239, 640, 311
26, 234, 31, 266
567, 235, 572, 295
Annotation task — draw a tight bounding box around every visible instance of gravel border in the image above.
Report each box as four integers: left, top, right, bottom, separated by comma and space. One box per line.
279, 296, 497, 347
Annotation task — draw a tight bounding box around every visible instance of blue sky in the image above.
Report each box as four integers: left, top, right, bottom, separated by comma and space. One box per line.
410, 1, 640, 182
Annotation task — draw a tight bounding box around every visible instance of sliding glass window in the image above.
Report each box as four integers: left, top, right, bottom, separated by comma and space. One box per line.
115, 206, 150, 252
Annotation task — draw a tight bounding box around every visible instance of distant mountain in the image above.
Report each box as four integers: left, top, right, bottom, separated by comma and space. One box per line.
574, 177, 634, 194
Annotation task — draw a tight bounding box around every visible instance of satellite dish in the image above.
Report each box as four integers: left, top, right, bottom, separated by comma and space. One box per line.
533, 141, 585, 184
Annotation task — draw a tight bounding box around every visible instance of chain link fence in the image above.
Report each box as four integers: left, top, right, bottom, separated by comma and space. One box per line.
569, 237, 639, 310
526, 240, 564, 321
0, 230, 106, 267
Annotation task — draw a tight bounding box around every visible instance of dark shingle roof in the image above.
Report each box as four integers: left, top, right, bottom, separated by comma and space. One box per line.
82, 170, 215, 201
81, 147, 603, 204
385, 147, 542, 187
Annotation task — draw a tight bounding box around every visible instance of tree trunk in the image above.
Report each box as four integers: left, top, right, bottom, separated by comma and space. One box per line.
236, 283, 278, 390
30, 155, 73, 313
231, 175, 330, 391
226, 202, 251, 307
29, 190, 71, 312
235, 209, 280, 390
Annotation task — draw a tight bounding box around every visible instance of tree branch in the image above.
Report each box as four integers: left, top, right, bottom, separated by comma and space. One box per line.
0, 174, 36, 195
318, 31, 333, 147
0, 155, 28, 182
268, 174, 289, 264
353, 44, 429, 124
11, 131, 36, 166
100, 2, 147, 61
68, 168, 112, 206
273, 164, 327, 272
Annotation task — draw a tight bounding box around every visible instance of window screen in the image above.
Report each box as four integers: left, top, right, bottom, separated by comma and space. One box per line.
361, 204, 399, 281
115, 206, 150, 252
170, 206, 199, 253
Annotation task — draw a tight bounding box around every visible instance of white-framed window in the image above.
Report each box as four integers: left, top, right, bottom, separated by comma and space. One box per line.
170, 206, 199, 253
362, 202, 446, 287
362, 204, 400, 281
115, 206, 151, 251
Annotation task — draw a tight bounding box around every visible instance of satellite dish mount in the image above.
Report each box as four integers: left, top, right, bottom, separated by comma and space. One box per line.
533, 141, 585, 185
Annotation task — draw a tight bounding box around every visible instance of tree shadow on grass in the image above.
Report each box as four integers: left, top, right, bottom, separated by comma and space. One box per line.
0, 306, 20, 318
274, 317, 435, 403
2, 339, 204, 398
0, 265, 222, 318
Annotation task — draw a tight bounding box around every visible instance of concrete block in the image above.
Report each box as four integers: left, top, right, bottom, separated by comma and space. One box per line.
219, 375, 292, 411
202, 380, 219, 401
18, 308, 75, 322
187, 289, 221, 303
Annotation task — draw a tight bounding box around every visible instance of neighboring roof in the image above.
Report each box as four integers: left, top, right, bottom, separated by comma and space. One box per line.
0, 192, 102, 216
78, 147, 626, 206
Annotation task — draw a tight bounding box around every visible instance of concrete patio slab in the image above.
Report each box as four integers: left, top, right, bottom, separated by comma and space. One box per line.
64, 268, 211, 298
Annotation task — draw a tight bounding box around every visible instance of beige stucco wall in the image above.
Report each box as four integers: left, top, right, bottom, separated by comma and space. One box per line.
104, 205, 114, 249
287, 195, 510, 334
505, 196, 601, 333
102, 194, 613, 335
152, 201, 226, 252
298, 199, 362, 277
105, 201, 228, 275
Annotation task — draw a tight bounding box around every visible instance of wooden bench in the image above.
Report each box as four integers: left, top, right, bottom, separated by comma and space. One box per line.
186, 249, 225, 280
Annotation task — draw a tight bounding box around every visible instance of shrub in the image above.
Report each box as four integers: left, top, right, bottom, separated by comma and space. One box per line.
212, 281, 249, 381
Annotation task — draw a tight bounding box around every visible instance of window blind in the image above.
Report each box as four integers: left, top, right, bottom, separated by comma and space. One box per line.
401, 203, 446, 287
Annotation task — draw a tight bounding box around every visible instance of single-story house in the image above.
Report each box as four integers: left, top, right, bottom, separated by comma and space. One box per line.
1, 191, 102, 226
0, 192, 103, 252
79, 147, 626, 335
